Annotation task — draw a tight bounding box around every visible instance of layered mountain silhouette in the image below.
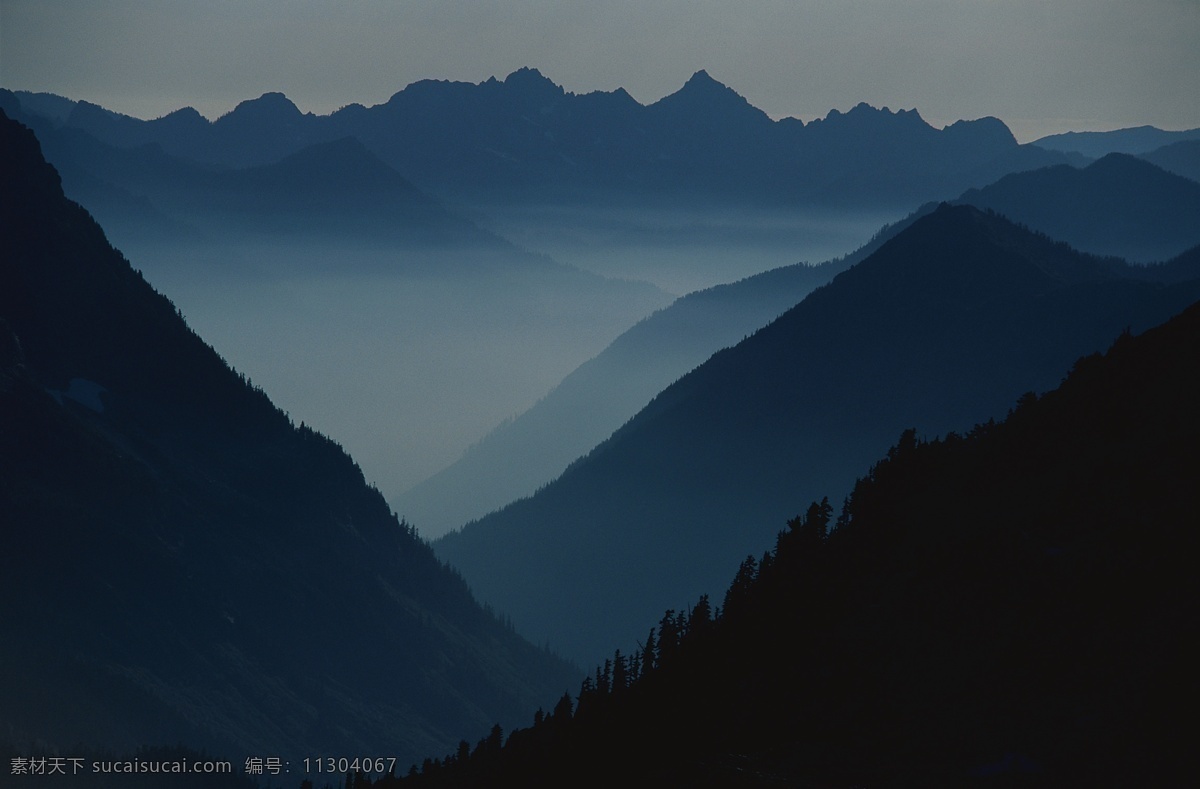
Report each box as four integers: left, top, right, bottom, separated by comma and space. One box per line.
1033, 123, 1200, 158
0, 111, 580, 765
400, 298, 1200, 788
395, 208, 936, 536
435, 205, 1200, 664
955, 153, 1200, 262
5, 69, 1071, 210
404, 149, 1200, 537
1, 90, 672, 500
1140, 138, 1200, 183
0, 95, 512, 252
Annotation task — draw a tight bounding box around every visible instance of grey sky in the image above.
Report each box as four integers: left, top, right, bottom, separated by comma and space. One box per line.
2, 0, 1198, 141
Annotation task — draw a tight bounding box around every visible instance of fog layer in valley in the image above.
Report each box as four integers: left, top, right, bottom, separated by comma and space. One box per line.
123, 204, 886, 506
472, 201, 898, 294
119, 236, 671, 498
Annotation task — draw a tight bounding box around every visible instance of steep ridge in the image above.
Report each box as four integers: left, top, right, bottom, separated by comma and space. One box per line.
435, 205, 1200, 664
0, 111, 580, 765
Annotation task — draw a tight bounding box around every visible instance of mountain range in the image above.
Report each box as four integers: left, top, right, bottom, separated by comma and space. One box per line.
0, 110, 580, 767
6, 69, 1075, 211
435, 204, 1200, 664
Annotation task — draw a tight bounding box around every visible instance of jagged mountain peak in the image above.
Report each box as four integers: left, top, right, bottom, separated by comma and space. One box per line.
649, 69, 770, 126
504, 65, 553, 84
669, 68, 742, 100
821, 101, 927, 127
683, 68, 719, 87
502, 66, 567, 99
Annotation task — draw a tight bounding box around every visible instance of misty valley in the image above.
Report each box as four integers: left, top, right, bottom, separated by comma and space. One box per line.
2, 67, 1199, 787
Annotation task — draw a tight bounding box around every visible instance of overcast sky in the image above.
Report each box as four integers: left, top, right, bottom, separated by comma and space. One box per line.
3, 0, 1198, 142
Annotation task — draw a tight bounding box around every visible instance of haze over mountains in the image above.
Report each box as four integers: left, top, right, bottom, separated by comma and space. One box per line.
436, 205, 1200, 663
0, 111, 578, 767
1, 68, 1110, 503
4, 60, 1199, 785
0, 88, 673, 495
407, 153, 1200, 540
395, 210, 935, 537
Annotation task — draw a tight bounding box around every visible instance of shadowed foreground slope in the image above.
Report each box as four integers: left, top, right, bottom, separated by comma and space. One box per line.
401, 297, 1200, 788
0, 110, 579, 767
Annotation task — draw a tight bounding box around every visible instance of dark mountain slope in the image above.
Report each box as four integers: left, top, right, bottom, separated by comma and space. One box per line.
435, 205, 1200, 664
0, 111, 579, 765
403, 296, 1200, 788
956, 153, 1200, 262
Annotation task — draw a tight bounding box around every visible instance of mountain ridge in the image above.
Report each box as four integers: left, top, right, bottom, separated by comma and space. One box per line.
435, 204, 1200, 664
5, 69, 1071, 209
955, 153, 1200, 263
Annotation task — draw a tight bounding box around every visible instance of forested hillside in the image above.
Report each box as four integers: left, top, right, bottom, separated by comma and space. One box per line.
399, 297, 1200, 787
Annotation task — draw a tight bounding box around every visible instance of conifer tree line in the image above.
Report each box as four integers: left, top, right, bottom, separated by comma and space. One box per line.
306, 301, 1200, 788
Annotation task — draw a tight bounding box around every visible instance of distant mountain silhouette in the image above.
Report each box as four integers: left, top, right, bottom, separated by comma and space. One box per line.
435, 205, 1200, 664
956, 153, 1200, 262
0, 110, 580, 764
5, 69, 1073, 210
0, 99, 488, 249
400, 298, 1200, 788
1033, 124, 1200, 157
1140, 138, 1200, 183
